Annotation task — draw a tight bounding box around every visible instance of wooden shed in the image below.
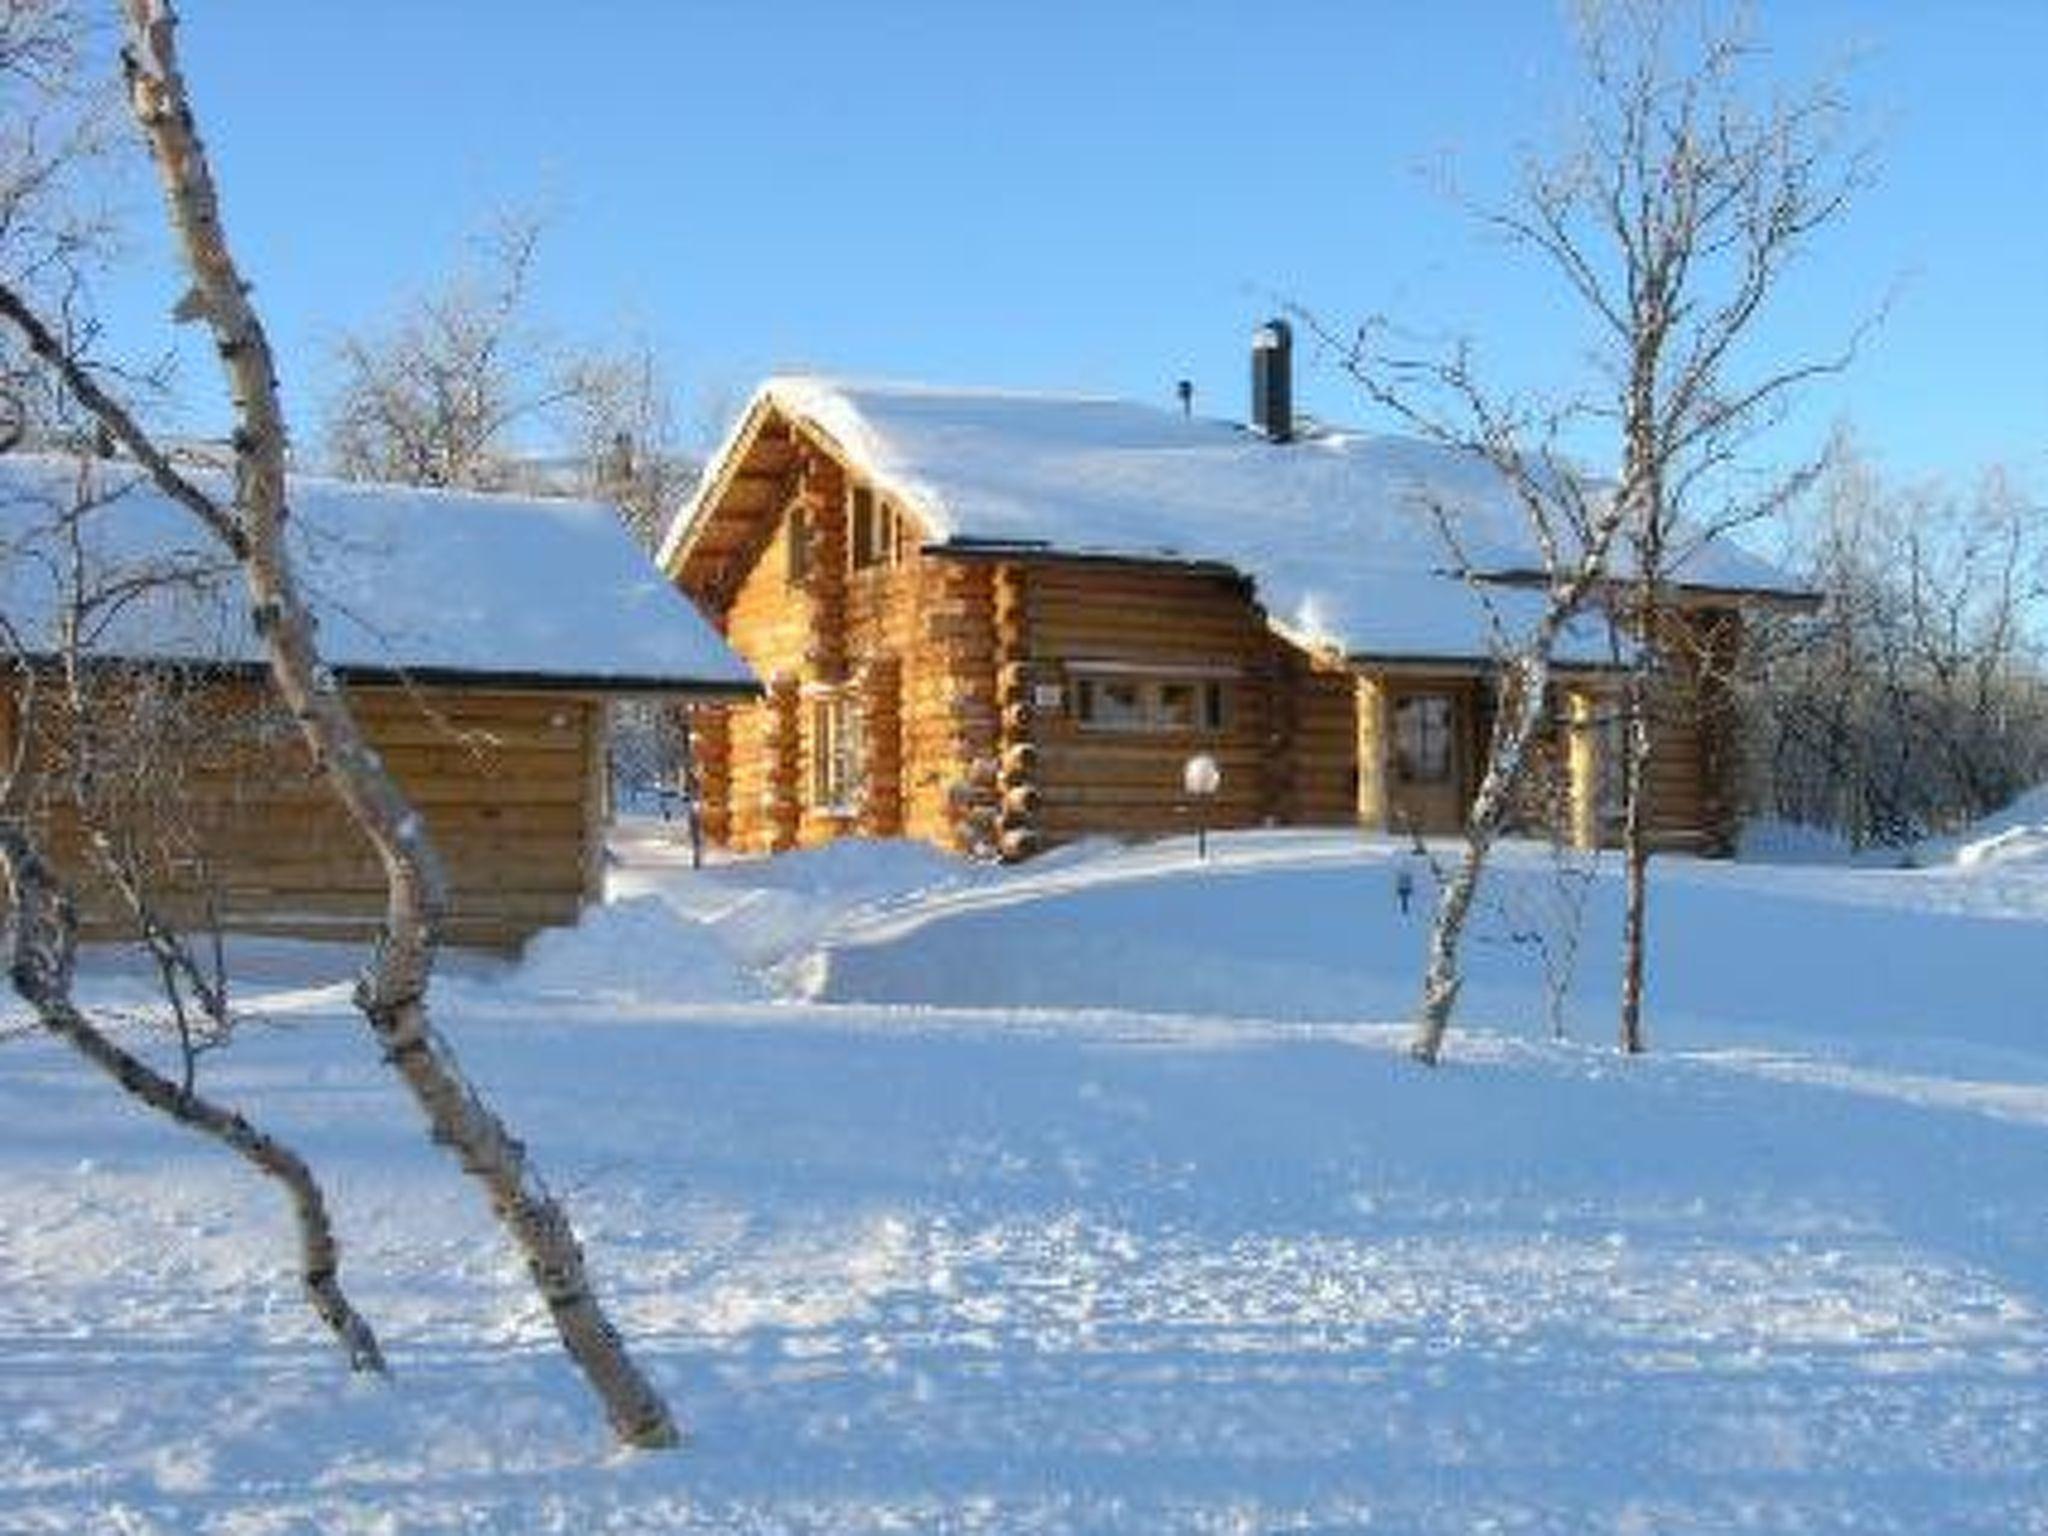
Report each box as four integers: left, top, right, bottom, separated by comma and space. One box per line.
0, 455, 756, 947
658, 365, 1809, 862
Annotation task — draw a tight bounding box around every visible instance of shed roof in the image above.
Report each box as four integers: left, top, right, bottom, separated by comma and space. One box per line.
0, 454, 756, 694
665, 376, 1809, 666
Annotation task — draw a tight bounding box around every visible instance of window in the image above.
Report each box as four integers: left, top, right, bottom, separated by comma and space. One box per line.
1073, 673, 1228, 733
849, 487, 898, 570
810, 691, 864, 812
785, 505, 811, 585
1595, 710, 1628, 820
1393, 694, 1454, 784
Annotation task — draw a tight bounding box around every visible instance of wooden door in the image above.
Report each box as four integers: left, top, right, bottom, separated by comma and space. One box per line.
1386, 687, 1467, 834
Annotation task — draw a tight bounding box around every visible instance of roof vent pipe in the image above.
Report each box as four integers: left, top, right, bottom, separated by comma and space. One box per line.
1251, 318, 1293, 443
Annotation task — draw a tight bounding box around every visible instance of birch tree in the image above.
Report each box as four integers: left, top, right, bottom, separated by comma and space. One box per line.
1747, 439, 2048, 844
1340, 0, 1865, 1063
0, 0, 387, 1378
1556, 0, 1864, 1054
0, 1, 679, 1447
1336, 339, 1633, 1066
0, 488, 386, 1373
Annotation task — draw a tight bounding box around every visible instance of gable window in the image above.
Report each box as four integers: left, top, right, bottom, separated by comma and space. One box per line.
810, 690, 864, 813
785, 505, 811, 586
1393, 694, 1454, 784
849, 486, 898, 570
1073, 671, 1228, 734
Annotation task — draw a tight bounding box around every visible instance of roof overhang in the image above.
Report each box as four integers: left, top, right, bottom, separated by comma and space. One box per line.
1474, 567, 1822, 614
927, 539, 1246, 583
9, 652, 762, 700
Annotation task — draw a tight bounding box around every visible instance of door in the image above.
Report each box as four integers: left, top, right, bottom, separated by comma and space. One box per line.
1387, 688, 1467, 834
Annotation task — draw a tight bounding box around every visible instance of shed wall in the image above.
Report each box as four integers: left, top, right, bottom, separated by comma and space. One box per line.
10, 680, 602, 949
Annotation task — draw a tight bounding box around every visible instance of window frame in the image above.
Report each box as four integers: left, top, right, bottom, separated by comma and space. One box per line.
785, 504, 811, 587
848, 486, 898, 571
1391, 692, 1456, 785
808, 689, 865, 814
1070, 668, 1230, 735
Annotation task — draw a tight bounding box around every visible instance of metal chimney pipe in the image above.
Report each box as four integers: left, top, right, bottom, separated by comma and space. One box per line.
1251, 319, 1293, 443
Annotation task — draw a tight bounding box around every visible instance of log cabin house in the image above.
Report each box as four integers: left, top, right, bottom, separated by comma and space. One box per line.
0, 454, 755, 947
659, 325, 1809, 861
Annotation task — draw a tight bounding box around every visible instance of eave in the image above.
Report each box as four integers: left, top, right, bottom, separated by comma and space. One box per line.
8, 652, 761, 700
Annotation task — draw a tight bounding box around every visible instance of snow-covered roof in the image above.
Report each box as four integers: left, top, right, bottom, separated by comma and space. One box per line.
669, 376, 1808, 665
0, 454, 756, 692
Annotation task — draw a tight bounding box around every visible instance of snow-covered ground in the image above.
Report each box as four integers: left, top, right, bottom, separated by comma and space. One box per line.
5, 822, 2048, 1532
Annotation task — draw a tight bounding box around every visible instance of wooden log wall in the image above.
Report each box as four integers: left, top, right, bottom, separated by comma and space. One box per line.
799, 454, 848, 682
919, 559, 1001, 855
1254, 645, 1296, 824
713, 495, 808, 855
679, 412, 1753, 861
1352, 674, 1389, 830
689, 702, 732, 846
1021, 562, 1273, 843
796, 454, 854, 847
856, 655, 904, 836
8, 679, 605, 949
761, 672, 802, 852
992, 563, 1039, 860
841, 493, 919, 841
1646, 605, 1742, 855
1288, 662, 1358, 825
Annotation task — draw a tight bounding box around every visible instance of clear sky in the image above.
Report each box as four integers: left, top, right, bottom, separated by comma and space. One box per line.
92, 1, 2047, 493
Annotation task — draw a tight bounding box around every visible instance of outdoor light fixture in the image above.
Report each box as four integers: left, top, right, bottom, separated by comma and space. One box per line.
1183, 752, 1221, 860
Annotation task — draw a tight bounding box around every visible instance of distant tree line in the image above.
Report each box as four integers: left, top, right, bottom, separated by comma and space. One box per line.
1741, 436, 2048, 849
320, 211, 696, 551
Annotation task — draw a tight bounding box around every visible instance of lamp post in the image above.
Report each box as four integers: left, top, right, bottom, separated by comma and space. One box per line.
1183, 752, 1221, 860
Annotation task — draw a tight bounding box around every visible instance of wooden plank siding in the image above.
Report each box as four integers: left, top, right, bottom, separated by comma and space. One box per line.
8, 680, 606, 949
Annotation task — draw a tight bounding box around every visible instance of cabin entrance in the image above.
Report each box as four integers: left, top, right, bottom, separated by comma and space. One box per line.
1386, 686, 1469, 835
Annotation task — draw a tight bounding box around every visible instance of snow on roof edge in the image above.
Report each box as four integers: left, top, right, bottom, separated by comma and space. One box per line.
667, 374, 1811, 664
1, 453, 758, 688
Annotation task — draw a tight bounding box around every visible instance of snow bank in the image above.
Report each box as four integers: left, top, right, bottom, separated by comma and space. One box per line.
608, 829, 986, 973
1948, 785, 2048, 869
15, 817, 2048, 1529
510, 895, 765, 1003
1737, 818, 1859, 865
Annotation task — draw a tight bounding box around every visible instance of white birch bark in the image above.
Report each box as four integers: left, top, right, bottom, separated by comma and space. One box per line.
98, 1, 680, 1448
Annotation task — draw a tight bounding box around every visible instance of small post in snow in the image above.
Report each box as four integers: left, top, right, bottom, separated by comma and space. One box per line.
1183, 753, 1221, 861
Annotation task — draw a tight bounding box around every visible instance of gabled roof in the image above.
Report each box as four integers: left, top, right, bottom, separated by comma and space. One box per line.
663, 376, 1810, 666
0, 453, 756, 694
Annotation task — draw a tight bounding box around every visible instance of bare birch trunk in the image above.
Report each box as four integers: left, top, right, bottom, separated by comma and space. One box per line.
1413, 651, 1556, 1063
677, 707, 704, 869
0, 822, 386, 1372
110, 1, 678, 1448
1617, 489, 1664, 1057
1616, 647, 1652, 1055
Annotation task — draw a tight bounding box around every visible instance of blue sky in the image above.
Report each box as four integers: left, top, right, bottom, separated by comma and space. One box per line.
96, 2, 2047, 491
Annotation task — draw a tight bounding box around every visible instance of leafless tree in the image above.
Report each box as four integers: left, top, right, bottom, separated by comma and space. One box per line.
1335, 0, 1867, 1061
0, 462, 386, 1373
1747, 436, 2048, 844
570, 341, 698, 551
322, 212, 695, 542
0, 2, 677, 1447
1329, 329, 1634, 1065
1537, 0, 1869, 1054
322, 218, 702, 827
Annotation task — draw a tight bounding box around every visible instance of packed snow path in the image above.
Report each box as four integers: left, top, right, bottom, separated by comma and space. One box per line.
4, 829, 2048, 1531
